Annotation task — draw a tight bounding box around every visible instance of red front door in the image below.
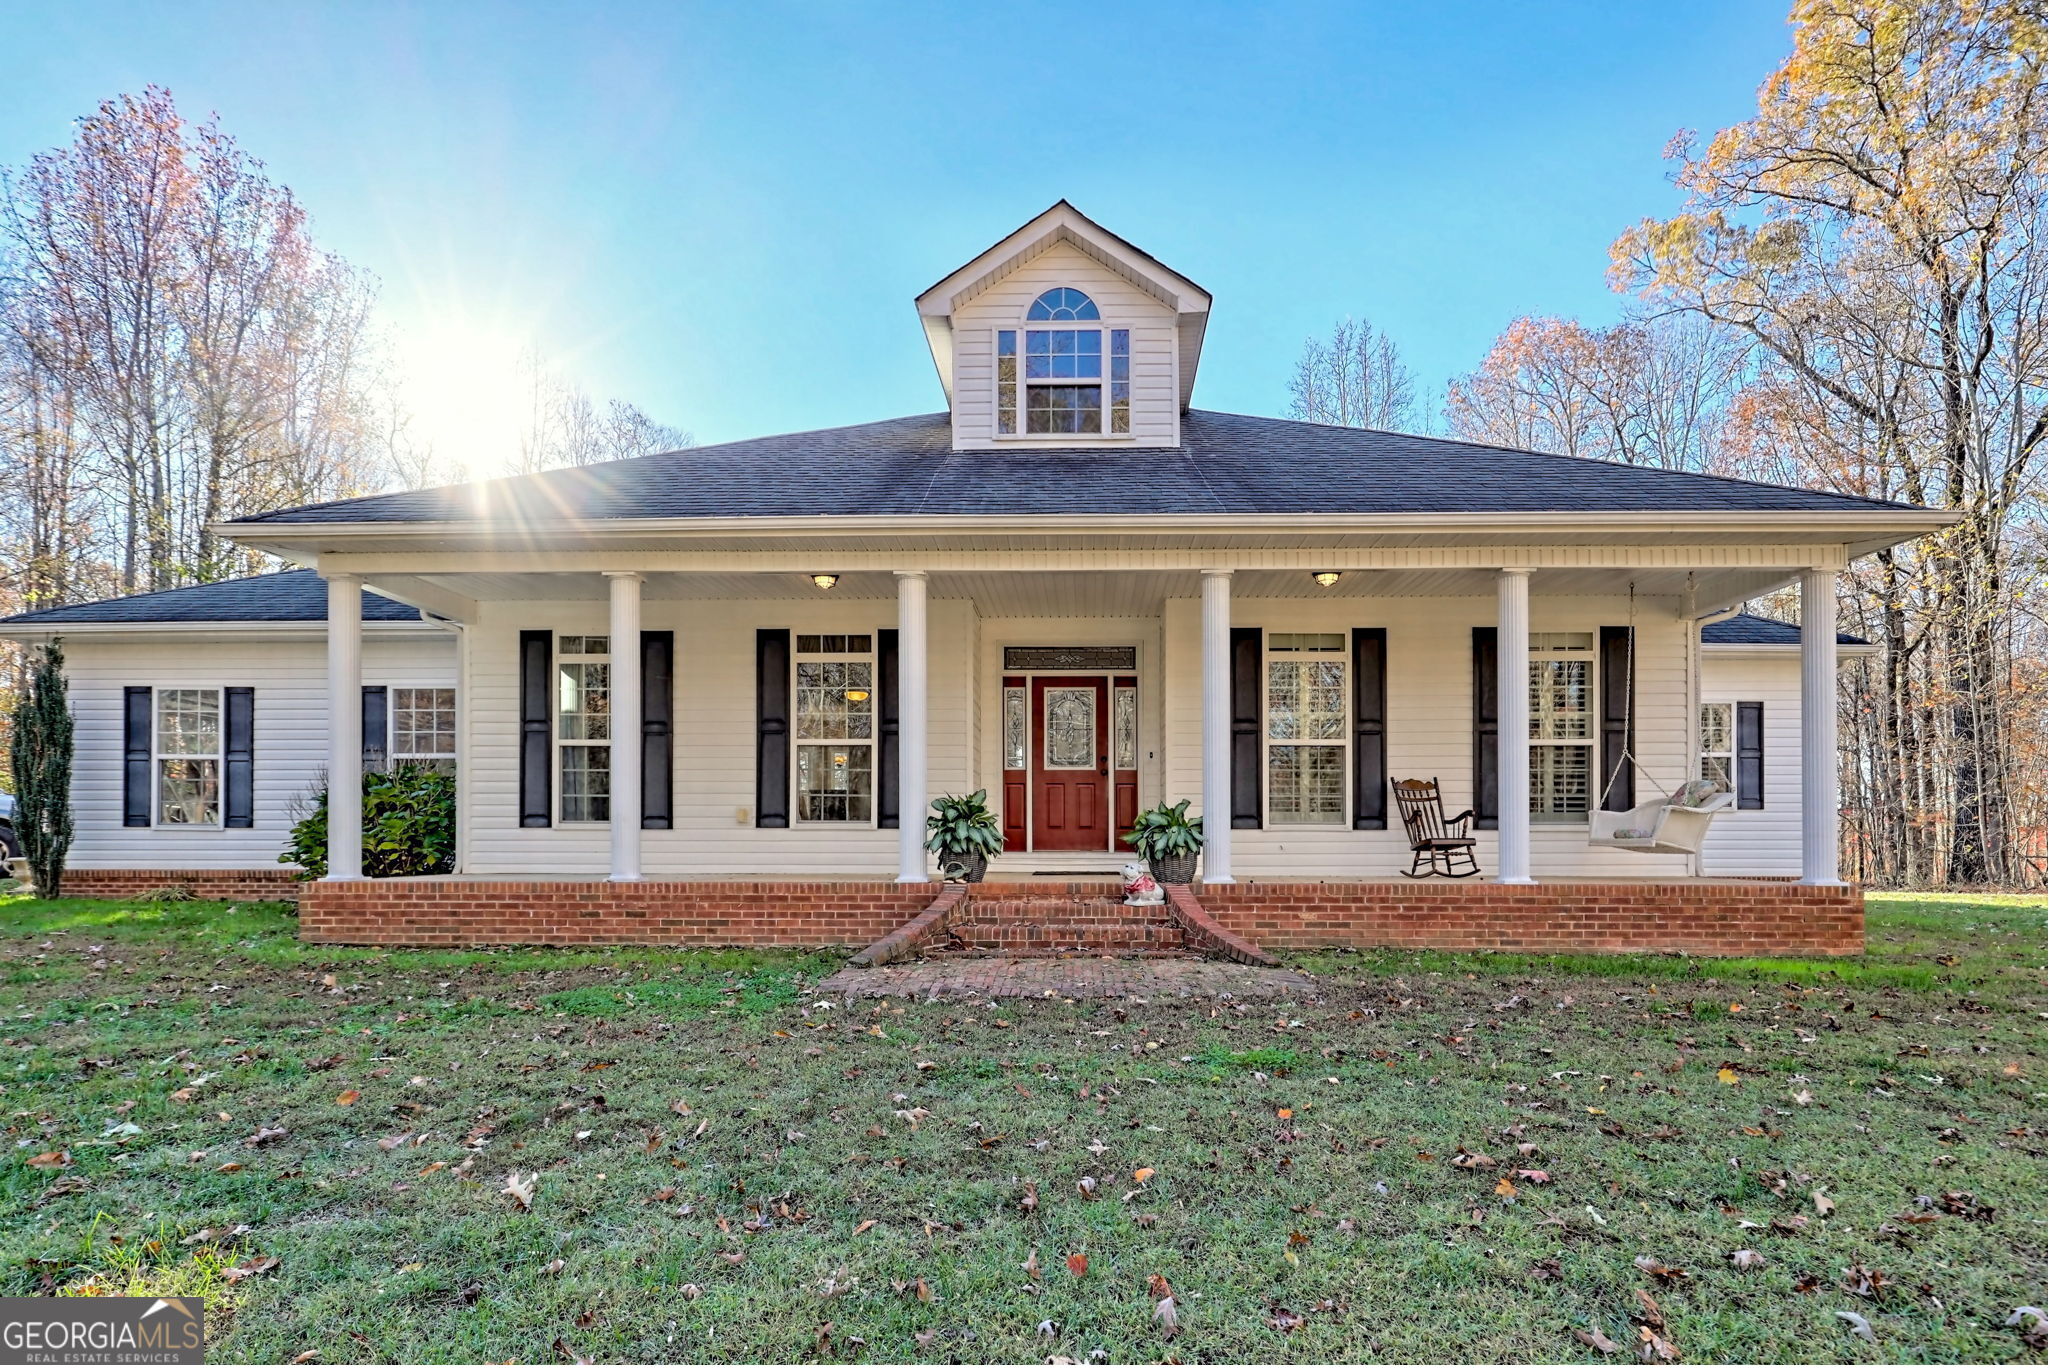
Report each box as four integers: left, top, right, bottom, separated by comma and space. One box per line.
1031, 676, 1109, 851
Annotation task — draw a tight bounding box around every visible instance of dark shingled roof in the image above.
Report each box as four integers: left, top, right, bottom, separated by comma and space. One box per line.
231, 410, 1923, 525
1702, 613, 1867, 647
0, 570, 422, 625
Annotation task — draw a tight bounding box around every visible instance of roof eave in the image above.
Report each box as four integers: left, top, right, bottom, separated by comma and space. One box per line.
219, 507, 1957, 551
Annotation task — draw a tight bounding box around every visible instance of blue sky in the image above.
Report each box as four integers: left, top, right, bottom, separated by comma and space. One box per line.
0, 1, 1792, 457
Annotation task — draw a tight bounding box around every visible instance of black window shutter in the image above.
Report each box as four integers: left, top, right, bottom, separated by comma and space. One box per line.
1472, 627, 1499, 829
518, 630, 552, 827
1229, 626, 1262, 829
1598, 626, 1635, 811
1736, 700, 1765, 810
641, 631, 674, 829
876, 628, 900, 829
123, 687, 152, 827
361, 685, 388, 772
224, 687, 255, 828
755, 629, 791, 828
1351, 628, 1388, 830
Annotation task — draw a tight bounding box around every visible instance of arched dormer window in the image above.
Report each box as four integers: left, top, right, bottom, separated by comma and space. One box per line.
996, 289, 1130, 436
1026, 287, 1099, 321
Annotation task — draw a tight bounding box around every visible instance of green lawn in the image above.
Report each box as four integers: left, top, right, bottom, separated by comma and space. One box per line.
1, 891, 2043, 1363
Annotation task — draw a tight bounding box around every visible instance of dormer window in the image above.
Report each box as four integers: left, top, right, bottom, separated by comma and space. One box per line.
996, 289, 1131, 436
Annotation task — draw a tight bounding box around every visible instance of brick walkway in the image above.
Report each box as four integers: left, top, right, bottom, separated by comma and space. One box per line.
815, 955, 1319, 1000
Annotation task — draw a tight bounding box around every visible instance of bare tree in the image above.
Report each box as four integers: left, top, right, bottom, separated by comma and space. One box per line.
1286, 317, 1418, 431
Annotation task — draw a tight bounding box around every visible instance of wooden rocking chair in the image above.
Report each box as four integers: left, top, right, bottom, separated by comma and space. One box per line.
1391, 778, 1482, 879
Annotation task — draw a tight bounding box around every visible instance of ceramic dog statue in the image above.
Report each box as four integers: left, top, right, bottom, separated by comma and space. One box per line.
1122, 861, 1165, 907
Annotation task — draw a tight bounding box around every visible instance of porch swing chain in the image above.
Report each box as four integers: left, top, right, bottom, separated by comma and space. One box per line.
1594, 581, 1671, 807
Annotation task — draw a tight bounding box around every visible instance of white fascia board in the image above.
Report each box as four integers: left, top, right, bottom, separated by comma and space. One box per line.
1704, 641, 1881, 660
222, 508, 1955, 551
0, 620, 442, 645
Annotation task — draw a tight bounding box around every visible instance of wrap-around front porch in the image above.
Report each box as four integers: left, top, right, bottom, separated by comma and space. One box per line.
282, 552, 1861, 956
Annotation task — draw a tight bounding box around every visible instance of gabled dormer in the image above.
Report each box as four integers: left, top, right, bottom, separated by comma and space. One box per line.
915, 202, 1212, 451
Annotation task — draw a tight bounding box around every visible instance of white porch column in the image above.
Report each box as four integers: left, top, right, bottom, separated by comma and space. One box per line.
1799, 567, 1843, 885
606, 572, 643, 881
1496, 569, 1534, 884
1201, 569, 1234, 883
324, 572, 363, 880
895, 571, 929, 882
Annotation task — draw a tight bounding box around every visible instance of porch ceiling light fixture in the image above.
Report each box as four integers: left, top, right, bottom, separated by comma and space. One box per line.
809, 573, 840, 590
1312, 571, 1343, 589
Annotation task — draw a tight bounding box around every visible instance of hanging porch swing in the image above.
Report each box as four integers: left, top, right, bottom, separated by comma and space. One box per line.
1585, 582, 1734, 857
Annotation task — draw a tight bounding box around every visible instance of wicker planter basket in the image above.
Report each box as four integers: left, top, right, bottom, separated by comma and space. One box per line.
1149, 851, 1198, 885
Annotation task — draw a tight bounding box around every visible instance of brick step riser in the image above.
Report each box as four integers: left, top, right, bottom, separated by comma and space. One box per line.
953, 925, 1188, 950
919, 947, 1200, 960
965, 900, 1154, 921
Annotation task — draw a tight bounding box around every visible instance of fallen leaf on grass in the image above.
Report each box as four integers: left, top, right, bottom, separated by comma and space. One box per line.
1835, 1311, 1876, 1344
503, 1171, 536, 1210
1729, 1249, 1765, 1271
2004, 1307, 2047, 1350
1530, 1258, 1564, 1281
1813, 1188, 1835, 1218
853, 1219, 877, 1236
1133, 1167, 1155, 1184
243, 1125, 287, 1147
376, 1133, 413, 1151
1636, 1325, 1681, 1360
1021, 1247, 1039, 1279
1495, 1177, 1518, 1199
1634, 1257, 1689, 1282
1573, 1324, 1622, 1355
25, 1151, 71, 1169
1268, 1308, 1305, 1333
222, 1255, 279, 1282
1716, 1068, 1740, 1085
1517, 1168, 1552, 1184
335, 1090, 360, 1106
1065, 1252, 1088, 1277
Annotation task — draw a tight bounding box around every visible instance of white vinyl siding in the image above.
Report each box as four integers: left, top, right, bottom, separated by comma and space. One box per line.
51, 630, 456, 869
35, 594, 1818, 883
461, 599, 974, 877
1163, 595, 1705, 879
1698, 651, 1808, 876
949, 240, 1179, 450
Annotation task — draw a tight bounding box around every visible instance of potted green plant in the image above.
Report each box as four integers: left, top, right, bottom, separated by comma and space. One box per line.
1124, 799, 1204, 884
925, 789, 1004, 882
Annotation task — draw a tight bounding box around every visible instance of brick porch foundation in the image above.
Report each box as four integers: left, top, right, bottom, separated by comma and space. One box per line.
56, 868, 305, 902
52, 871, 1863, 957
297, 878, 949, 948
1187, 879, 1863, 957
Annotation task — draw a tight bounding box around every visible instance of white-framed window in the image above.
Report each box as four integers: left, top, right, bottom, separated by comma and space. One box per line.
996, 288, 1131, 436
794, 633, 875, 823
155, 687, 222, 826
1266, 632, 1347, 826
557, 635, 611, 823
1529, 632, 1595, 821
1699, 702, 1733, 791
393, 687, 458, 773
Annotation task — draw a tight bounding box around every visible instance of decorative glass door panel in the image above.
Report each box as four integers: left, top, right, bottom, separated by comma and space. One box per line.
1031, 676, 1109, 850
1043, 687, 1097, 768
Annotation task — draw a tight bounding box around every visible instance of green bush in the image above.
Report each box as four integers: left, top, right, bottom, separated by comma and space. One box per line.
283, 763, 456, 880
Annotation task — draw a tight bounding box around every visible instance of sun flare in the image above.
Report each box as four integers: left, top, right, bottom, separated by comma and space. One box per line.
393, 323, 531, 481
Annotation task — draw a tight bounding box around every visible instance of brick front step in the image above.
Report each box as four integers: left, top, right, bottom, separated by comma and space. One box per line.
945, 921, 1187, 951
919, 946, 1201, 960
966, 896, 1161, 922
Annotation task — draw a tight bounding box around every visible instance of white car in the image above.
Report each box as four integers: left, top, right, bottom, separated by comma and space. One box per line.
0, 792, 20, 863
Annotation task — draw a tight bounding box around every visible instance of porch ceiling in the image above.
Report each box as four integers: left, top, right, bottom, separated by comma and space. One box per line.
364, 566, 1797, 620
